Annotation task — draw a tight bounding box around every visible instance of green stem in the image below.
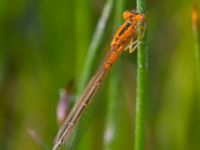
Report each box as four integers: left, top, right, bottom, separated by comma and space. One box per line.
135, 0, 147, 150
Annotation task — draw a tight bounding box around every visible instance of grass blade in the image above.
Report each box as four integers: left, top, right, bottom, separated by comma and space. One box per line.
135, 0, 148, 149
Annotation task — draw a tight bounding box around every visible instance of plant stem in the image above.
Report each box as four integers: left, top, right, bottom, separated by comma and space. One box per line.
135, 0, 147, 150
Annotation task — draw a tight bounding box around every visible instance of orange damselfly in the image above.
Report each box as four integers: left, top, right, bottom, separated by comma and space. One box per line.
53, 10, 145, 150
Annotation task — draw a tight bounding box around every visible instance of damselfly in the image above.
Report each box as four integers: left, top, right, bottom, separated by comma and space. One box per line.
53, 10, 145, 150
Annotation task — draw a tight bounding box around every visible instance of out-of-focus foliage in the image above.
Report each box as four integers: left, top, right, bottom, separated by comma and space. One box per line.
0, 0, 199, 150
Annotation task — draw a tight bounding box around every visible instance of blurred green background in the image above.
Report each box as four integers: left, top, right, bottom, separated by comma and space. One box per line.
0, 0, 200, 150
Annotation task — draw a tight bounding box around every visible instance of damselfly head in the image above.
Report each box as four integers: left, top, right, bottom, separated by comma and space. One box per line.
123, 10, 145, 23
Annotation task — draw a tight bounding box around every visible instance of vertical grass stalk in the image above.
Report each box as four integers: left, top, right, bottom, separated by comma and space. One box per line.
135, 0, 147, 150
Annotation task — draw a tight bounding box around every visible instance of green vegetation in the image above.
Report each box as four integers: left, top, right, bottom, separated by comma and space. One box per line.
135, 0, 147, 150
0, 0, 199, 150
